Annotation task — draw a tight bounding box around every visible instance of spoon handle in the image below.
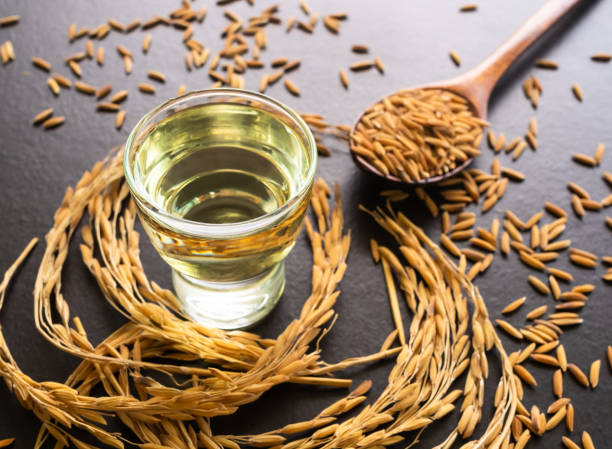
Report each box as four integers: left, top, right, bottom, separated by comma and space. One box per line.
462, 0, 581, 115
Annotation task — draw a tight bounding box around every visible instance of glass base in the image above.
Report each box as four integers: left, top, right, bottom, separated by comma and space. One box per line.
172, 263, 285, 330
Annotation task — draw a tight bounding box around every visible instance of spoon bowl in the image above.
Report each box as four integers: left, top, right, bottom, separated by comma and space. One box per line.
349, 85, 483, 186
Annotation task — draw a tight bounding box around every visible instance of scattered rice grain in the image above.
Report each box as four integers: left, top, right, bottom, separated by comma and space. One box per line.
110, 90, 128, 103
373, 57, 385, 73
32, 108, 53, 126
528, 275, 550, 295
138, 83, 155, 94
350, 60, 373, 71
74, 81, 96, 95
339, 69, 349, 89
97, 47, 104, 65
569, 253, 596, 268
572, 83, 583, 101
589, 360, 600, 388
148, 70, 166, 83
115, 110, 126, 130
42, 116, 65, 129
567, 363, 589, 387
449, 50, 461, 66
0, 15, 19, 27
536, 59, 558, 69
96, 102, 120, 112
284, 78, 300, 96
591, 53, 611, 62
32, 57, 51, 72
68, 60, 82, 77
96, 84, 111, 100
47, 77, 60, 95
142, 34, 152, 53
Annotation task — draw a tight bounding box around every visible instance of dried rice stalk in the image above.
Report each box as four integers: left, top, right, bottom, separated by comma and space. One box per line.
0, 144, 519, 449
3, 150, 395, 449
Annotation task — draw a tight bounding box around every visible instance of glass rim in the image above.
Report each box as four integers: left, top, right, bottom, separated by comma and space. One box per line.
123, 88, 318, 238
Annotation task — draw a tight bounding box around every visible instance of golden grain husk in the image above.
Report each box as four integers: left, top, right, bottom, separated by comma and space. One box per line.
96, 46, 104, 65
138, 83, 156, 94
373, 57, 384, 73
68, 60, 82, 77
115, 110, 126, 130
323, 16, 340, 33
109, 90, 127, 104
339, 69, 349, 89
562, 436, 581, 449
0, 15, 19, 26
591, 53, 611, 62
42, 116, 65, 129
0, 438, 15, 448
351, 44, 369, 53
96, 102, 120, 112
528, 275, 550, 295
572, 83, 583, 101
567, 363, 589, 387
526, 305, 547, 320
32, 108, 54, 125
569, 253, 596, 268
535, 58, 558, 69
148, 70, 166, 83
75, 81, 97, 95
572, 153, 596, 166
96, 84, 111, 100
350, 60, 373, 71
589, 359, 600, 388
32, 56, 51, 72
449, 50, 461, 66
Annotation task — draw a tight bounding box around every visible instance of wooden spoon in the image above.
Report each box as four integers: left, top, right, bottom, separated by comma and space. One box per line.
350, 0, 582, 185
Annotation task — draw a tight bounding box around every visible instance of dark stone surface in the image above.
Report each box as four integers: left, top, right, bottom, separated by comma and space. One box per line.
0, 0, 611, 447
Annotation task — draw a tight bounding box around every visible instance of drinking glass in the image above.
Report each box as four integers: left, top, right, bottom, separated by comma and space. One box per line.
123, 89, 317, 329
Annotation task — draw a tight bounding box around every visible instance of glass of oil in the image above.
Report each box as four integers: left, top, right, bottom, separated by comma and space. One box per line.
123, 89, 317, 329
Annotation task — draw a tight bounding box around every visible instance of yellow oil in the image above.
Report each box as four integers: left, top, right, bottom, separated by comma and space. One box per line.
130, 101, 312, 282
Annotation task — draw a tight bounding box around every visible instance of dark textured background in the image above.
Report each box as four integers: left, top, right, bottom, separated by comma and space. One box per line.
0, 0, 611, 447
